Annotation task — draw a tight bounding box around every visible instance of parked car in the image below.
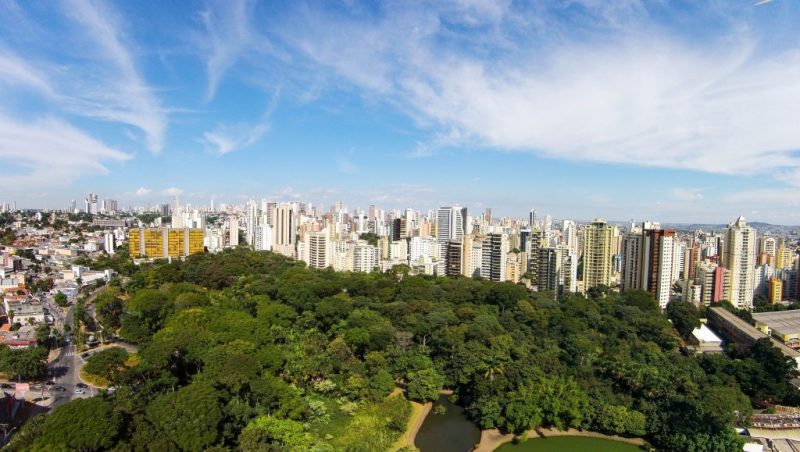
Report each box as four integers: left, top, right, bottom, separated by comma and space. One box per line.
76, 383, 88, 388
0, 383, 12, 389
107, 386, 117, 393
74, 389, 84, 394
46, 380, 55, 386
52, 386, 66, 392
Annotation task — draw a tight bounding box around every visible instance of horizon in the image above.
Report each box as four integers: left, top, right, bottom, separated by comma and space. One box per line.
2, 1, 800, 224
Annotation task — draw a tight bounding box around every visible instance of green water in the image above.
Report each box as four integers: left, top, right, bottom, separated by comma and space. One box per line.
414, 396, 481, 452
495, 436, 641, 452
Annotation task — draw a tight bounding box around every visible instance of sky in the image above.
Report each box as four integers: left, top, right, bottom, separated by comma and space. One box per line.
1, 0, 800, 224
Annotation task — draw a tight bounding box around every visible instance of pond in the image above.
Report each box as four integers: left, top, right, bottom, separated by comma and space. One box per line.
495, 436, 642, 451
414, 395, 481, 452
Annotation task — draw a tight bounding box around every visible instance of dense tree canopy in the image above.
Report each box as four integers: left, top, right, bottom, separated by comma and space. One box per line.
25, 248, 785, 451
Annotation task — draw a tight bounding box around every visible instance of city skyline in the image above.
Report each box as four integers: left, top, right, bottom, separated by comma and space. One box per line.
2, 1, 800, 223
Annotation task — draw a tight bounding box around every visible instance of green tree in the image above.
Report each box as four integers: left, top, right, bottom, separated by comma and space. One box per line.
33, 398, 121, 450
146, 381, 223, 450
83, 347, 129, 383
666, 300, 700, 340
238, 416, 316, 451
407, 368, 444, 402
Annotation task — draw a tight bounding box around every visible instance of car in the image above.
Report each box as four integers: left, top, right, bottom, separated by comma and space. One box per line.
0, 383, 11, 389
107, 386, 117, 393
81, 353, 90, 358
76, 383, 88, 388
74, 389, 84, 394
52, 386, 66, 392
46, 380, 55, 386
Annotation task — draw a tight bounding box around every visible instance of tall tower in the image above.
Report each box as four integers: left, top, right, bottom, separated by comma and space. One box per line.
307, 232, 329, 269
436, 206, 467, 243
723, 216, 756, 309
640, 228, 676, 308
272, 203, 296, 258
481, 233, 507, 282
582, 219, 615, 290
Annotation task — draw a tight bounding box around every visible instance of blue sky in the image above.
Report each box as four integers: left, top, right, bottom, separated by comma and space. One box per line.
1, 0, 800, 224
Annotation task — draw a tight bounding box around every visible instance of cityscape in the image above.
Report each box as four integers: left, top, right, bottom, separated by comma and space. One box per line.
2, 0, 800, 451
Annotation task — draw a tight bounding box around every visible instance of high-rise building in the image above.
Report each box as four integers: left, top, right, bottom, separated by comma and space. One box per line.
436, 206, 467, 243
254, 225, 272, 251
101, 199, 118, 214
529, 209, 536, 228
581, 219, 615, 290
129, 228, 204, 259
228, 217, 239, 247
353, 243, 379, 273
481, 233, 507, 282
769, 277, 783, 304
562, 220, 578, 255
696, 261, 727, 306
537, 245, 577, 297
777, 246, 798, 270
444, 240, 462, 276
463, 236, 483, 278
307, 232, 329, 269
85, 193, 98, 215
760, 236, 778, 267
621, 227, 642, 292
104, 232, 115, 255
272, 203, 296, 258
526, 228, 546, 283
639, 228, 676, 308
723, 216, 756, 309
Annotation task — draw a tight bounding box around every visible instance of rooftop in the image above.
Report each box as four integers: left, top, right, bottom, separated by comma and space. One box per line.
753, 310, 800, 335
692, 324, 722, 344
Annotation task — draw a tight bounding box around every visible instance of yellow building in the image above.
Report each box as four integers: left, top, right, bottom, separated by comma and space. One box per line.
129, 228, 204, 259
769, 277, 783, 304
777, 246, 798, 270
581, 219, 615, 290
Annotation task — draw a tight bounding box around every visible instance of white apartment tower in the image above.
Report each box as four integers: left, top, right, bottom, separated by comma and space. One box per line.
723, 216, 756, 309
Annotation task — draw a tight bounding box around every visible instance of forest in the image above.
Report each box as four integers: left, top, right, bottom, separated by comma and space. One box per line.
7, 248, 799, 451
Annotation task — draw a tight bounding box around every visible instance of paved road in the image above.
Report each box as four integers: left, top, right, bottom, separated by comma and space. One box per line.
46, 343, 95, 410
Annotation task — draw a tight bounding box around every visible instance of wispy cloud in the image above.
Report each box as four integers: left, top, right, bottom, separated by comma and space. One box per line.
134, 187, 152, 196
199, 0, 278, 101
61, 0, 167, 152
201, 94, 278, 155
202, 121, 269, 155
0, 115, 130, 189
0, 47, 55, 96
278, 1, 800, 180
162, 187, 184, 197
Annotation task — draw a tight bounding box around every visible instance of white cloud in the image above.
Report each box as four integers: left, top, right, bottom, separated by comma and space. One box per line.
0, 47, 55, 96
279, 2, 800, 180
59, 0, 166, 152
134, 187, 152, 196
202, 121, 269, 155
199, 0, 278, 101
201, 97, 277, 155
0, 115, 130, 189
162, 187, 184, 197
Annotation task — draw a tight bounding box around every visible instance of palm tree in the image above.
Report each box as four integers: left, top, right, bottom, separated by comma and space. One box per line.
481, 356, 505, 383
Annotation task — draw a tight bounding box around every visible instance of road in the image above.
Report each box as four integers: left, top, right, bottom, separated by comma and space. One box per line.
45, 342, 95, 410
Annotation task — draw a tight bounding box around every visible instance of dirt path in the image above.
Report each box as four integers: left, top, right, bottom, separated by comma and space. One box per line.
474, 427, 646, 452
393, 399, 433, 451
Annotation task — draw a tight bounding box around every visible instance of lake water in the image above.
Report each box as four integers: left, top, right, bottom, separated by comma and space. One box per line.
414, 395, 481, 452
495, 436, 642, 451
